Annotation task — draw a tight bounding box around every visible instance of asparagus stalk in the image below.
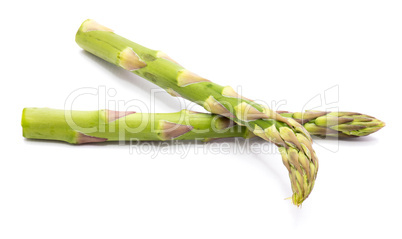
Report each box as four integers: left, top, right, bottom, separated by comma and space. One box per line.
22, 108, 384, 143
75, 19, 319, 206
22, 108, 251, 144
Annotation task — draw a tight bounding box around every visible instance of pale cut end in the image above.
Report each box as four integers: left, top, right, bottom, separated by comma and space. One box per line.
166, 88, 182, 97
106, 110, 136, 122
204, 96, 235, 118
234, 102, 269, 121
76, 132, 108, 144
221, 86, 253, 101
177, 70, 210, 87
81, 19, 113, 32
159, 121, 193, 140
156, 51, 181, 65
119, 47, 147, 71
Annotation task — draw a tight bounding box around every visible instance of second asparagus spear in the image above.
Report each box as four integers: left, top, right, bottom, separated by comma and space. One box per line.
22, 108, 385, 144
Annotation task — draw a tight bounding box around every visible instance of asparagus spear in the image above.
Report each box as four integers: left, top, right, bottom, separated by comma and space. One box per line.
75, 19, 319, 206
22, 108, 384, 143
22, 108, 251, 144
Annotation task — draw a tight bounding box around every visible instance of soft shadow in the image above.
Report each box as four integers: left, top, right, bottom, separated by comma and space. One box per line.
23, 138, 119, 147
312, 135, 380, 149
313, 135, 379, 143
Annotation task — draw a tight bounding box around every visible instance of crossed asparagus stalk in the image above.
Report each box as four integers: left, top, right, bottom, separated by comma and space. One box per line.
22, 20, 385, 206
23, 108, 384, 143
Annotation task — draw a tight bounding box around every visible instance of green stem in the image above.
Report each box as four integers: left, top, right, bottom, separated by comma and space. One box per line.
22, 108, 385, 144
22, 108, 251, 144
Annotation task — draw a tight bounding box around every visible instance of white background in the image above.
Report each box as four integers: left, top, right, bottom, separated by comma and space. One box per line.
1, 0, 401, 238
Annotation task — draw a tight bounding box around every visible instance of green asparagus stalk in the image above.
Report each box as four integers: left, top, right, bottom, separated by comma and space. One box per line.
22, 108, 251, 144
75, 19, 319, 206
22, 108, 385, 143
